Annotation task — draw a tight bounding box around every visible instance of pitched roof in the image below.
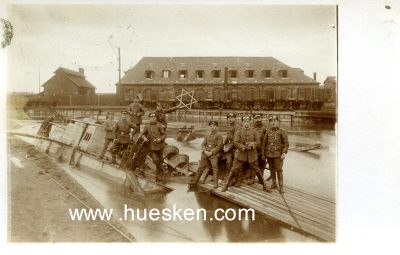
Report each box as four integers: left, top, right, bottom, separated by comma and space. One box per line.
324, 76, 336, 84
55, 67, 96, 89
120, 57, 319, 85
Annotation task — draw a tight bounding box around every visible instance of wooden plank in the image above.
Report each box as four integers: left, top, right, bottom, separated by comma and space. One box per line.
200, 183, 336, 242
228, 186, 335, 232
237, 185, 336, 227
240, 185, 336, 223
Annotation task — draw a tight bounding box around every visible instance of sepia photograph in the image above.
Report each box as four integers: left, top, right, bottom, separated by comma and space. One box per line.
4, 3, 337, 243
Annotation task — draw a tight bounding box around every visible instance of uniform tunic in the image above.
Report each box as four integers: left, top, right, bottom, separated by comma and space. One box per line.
262, 127, 289, 172
201, 131, 223, 158
127, 102, 145, 125
111, 119, 136, 157
155, 106, 180, 127
142, 122, 167, 151
253, 123, 267, 156
142, 121, 167, 180
114, 119, 136, 144
233, 127, 260, 163
99, 119, 115, 158
253, 122, 267, 176
223, 122, 237, 172
195, 130, 223, 182
262, 127, 289, 158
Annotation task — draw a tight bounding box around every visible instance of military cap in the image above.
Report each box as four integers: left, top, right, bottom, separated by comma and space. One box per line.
253, 114, 262, 119
209, 120, 219, 126
148, 112, 156, 117
107, 111, 113, 115
227, 112, 237, 118
121, 111, 128, 114
241, 115, 252, 121
268, 115, 280, 121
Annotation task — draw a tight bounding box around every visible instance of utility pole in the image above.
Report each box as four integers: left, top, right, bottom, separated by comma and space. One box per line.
118, 47, 121, 86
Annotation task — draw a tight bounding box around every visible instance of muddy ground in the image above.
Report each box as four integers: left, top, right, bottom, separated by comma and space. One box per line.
8, 136, 134, 242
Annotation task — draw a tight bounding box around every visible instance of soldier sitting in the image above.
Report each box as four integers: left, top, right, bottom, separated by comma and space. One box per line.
262, 115, 289, 193
110, 111, 138, 164
188, 121, 223, 188
222, 115, 270, 192
141, 112, 168, 183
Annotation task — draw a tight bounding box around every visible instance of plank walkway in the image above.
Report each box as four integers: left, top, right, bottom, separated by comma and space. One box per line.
199, 181, 335, 242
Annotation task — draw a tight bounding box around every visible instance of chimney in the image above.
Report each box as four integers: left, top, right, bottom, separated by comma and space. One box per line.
79, 68, 85, 76
313, 72, 317, 80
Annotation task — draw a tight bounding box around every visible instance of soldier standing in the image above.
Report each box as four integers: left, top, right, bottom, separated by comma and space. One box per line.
110, 111, 138, 164
141, 112, 168, 183
223, 112, 238, 174
189, 121, 223, 188
261, 115, 289, 193
155, 102, 182, 128
98, 112, 115, 159
250, 114, 267, 184
127, 95, 145, 128
221, 115, 270, 192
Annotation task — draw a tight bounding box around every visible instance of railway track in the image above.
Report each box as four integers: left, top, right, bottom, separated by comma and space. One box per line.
8, 136, 136, 242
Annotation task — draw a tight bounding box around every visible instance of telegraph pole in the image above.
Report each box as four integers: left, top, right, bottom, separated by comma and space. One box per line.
118, 47, 121, 86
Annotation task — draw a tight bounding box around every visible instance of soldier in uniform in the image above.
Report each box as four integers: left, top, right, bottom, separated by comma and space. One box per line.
250, 114, 268, 184
223, 112, 238, 174
155, 102, 182, 128
110, 111, 138, 164
141, 112, 168, 183
222, 115, 270, 192
127, 95, 145, 128
189, 121, 223, 188
261, 115, 289, 193
98, 112, 115, 159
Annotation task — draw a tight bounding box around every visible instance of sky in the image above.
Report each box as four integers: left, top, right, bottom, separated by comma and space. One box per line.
7, 4, 337, 93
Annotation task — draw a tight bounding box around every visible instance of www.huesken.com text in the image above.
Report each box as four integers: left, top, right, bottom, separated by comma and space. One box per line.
69, 204, 255, 222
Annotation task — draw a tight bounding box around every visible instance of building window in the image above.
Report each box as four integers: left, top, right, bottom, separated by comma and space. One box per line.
279, 70, 288, 78
211, 70, 221, 78
196, 70, 205, 79
263, 70, 272, 78
145, 70, 155, 79
229, 70, 238, 78
162, 70, 171, 78
178, 70, 188, 78
245, 70, 255, 78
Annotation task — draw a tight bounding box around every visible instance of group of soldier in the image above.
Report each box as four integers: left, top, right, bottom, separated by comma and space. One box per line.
98, 95, 289, 192
188, 113, 289, 194
98, 96, 182, 183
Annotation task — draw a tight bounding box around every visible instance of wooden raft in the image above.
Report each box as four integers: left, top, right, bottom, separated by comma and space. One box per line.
199, 182, 335, 242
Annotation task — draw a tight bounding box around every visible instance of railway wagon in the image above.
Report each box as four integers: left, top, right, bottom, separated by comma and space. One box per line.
119, 84, 330, 110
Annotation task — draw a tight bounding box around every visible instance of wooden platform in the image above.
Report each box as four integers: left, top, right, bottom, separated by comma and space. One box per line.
199, 182, 335, 242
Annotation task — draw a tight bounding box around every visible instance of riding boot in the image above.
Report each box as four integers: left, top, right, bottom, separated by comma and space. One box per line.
270, 170, 278, 189
201, 168, 211, 184
213, 169, 219, 188
249, 168, 256, 185
221, 171, 234, 192
188, 169, 203, 185
277, 171, 284, 194
111, 153, 117, 164
256, 170, 271, 192
234, 171, 242, 187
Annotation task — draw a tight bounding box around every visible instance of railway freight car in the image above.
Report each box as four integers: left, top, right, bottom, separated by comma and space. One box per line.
117, 57, 330, 110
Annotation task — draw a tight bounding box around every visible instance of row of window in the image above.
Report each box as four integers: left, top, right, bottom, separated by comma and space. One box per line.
144, 69, 288, 79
